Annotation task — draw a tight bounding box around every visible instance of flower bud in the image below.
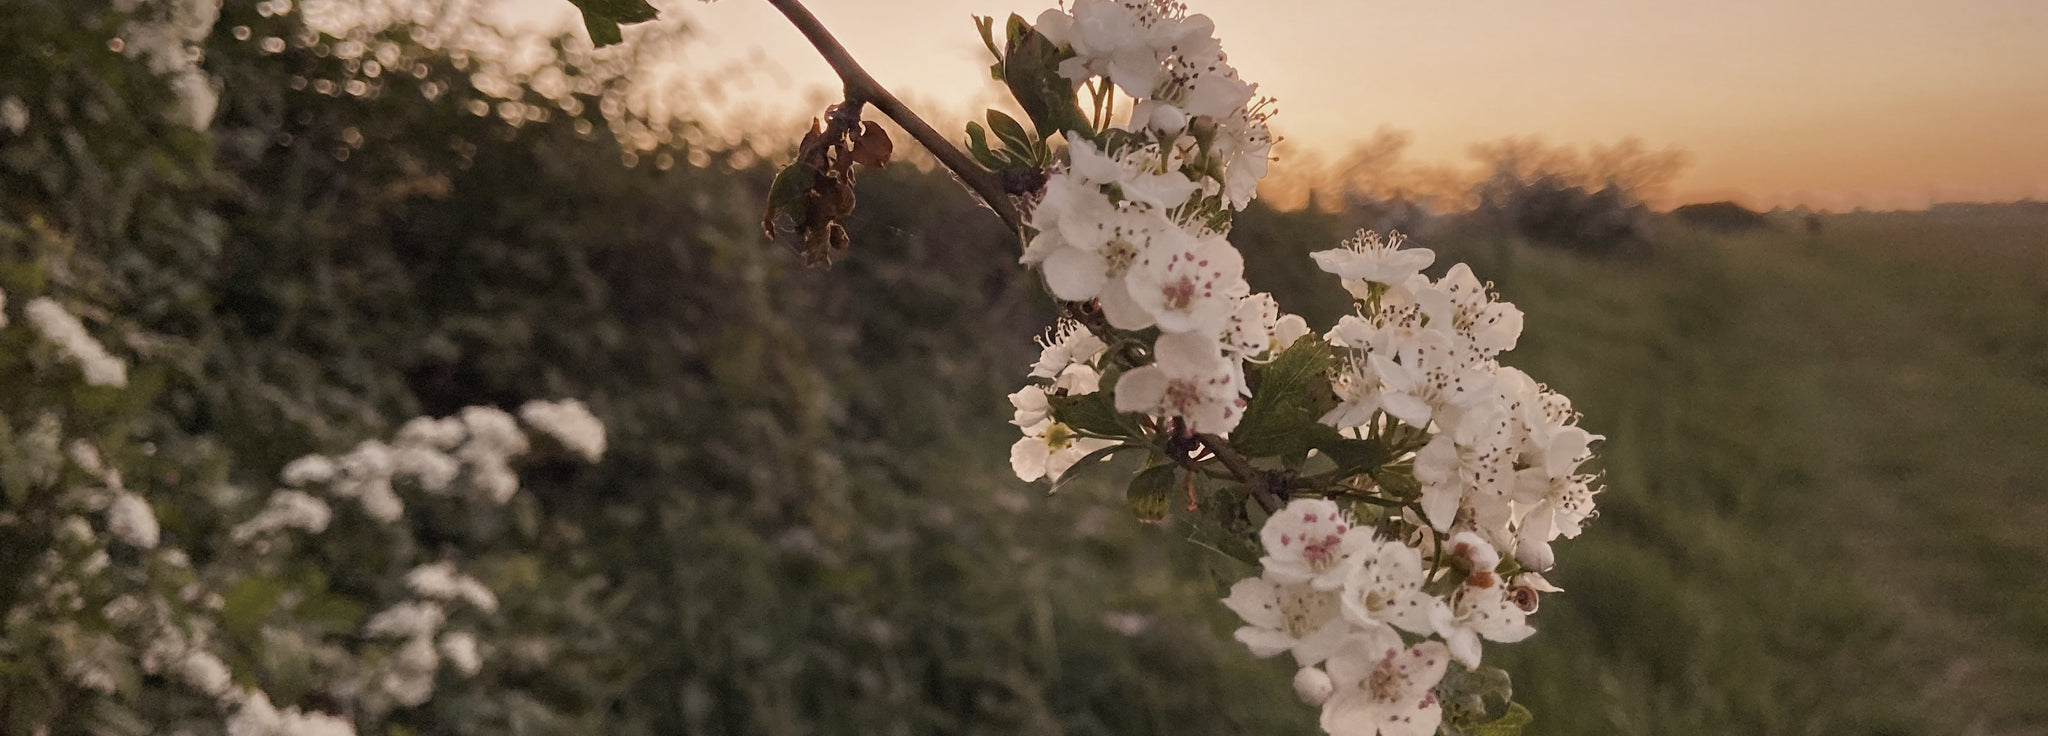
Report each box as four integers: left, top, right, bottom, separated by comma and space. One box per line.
1292, 666, 1334, 706
1147, 103, 1188, 135
1515, 535, 1556, 573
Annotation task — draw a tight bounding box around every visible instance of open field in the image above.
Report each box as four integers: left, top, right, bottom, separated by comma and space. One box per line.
1389, 208, 2048, 735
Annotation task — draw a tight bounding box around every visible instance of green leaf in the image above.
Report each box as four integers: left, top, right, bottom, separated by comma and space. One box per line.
1048, 390, 1130, 438
221, 576, 287, 642
965, 122, 1005, 170
986, 109, 1036, 150
1001, 14, 1092, 139
1317, 436, 1391, 475
567, 0, 660, 47
1231, 335, 1341, 459
1125, 462, 1177, 521
1050, 442, 1147, 490
1466, 703, 1534, 736
1438, 662, 1519, 734
974, 15, 1005, 74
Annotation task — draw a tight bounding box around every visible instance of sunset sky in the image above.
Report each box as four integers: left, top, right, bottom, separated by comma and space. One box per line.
502, 0, 2048, 210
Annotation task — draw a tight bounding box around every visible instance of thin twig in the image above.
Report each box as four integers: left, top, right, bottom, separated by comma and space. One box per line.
765, 0, 1023, 233
767, 0, 1288, 511
1198, 433, 1279, 513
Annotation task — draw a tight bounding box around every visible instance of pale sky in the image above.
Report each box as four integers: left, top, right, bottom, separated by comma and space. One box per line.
500, 0, 2048, 210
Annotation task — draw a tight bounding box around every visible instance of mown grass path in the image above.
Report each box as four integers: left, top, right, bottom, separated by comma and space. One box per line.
1445, 210, 2048, 735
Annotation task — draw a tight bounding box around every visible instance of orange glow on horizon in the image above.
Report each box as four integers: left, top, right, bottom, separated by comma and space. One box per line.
498, 0, 2048, 211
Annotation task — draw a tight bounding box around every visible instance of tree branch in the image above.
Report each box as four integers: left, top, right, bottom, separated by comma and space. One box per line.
765, 0, 1023, 233
766, 0, 1288, 514
1198, 433, 1281, 514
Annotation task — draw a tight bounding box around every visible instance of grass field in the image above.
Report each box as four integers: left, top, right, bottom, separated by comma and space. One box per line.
1408, 207, 2048, 735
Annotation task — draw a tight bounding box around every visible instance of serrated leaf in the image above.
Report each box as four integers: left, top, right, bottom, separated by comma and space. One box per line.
1001, 14, 1092, 138
1317, 436, 1392, 475
1126, 463, 1177, 521
567, 0, 660, 47
1048, 391, 1129, 438
1231, 335, 1340, 458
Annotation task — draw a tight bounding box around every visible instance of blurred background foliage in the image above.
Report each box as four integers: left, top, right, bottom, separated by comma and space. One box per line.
3, 0, 2046, 734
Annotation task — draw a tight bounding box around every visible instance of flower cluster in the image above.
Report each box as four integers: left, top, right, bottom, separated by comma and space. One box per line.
24, 296, 129, 388
1015, 0, 1282, 440
995, 4, 1602, 732
1209, 235, 1599, 735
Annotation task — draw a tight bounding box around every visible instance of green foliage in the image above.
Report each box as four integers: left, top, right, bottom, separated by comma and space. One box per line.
566, 0, 660, 47
997, 14, 1091, 140
1231, 335, 1342, 464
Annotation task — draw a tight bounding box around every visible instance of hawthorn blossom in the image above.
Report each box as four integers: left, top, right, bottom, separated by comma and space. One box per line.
1319, 627, 1449, 736
1433, 581, 1536, 669
1011, 418, 1115, 483
1337, 540, 1439, 635
1312, 231, 1434, 291
1113, 332, 1246, 435
106, 491, 160, 549
230, 490, 332, 541
1259, 498, 1372, 591
1029, 319, 1108, 387
520, 398, 607, 462
1125, 228, 1246, 335
1223, 576, 1348, 666
25, 297, 127, 387
439, 631, 482, 676
1414, 263, 1524, 357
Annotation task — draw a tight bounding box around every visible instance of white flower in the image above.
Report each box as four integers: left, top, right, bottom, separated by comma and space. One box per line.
1338, 540, 1440, 635
0, 96, 27, 135
1126, 228, 1246, 335
380, 635, 439, 706
519, 399, 607, 462
1513, 470, 1599, 541
404, 561, 499, 613
1113, 332, 1246, 435
468, 456, 521, 505
439, 631, 482, 676
175, 650, 233, 699
1319, 626, 1449, 736
1010, 419, 1115, 483
227, 690, 283, 736
279, 454, 338, 487
1432, 581, 1536, 669
364, 601, 445, 639
1414, 263, 1523, 357
392, 445, 459, 492
231, 489, 333, 541
1222, 576, 1348, 666
394, 415, 466, 450
1222, 292, 1279, 359
459, 406, 529, 457
24, 297, 127, 387
1037, 0, 1217, 99
1029, 319, 1108, 385
1212, 101, 1275, 209
1259, 498, 1372, 590
1312, 231, 1435, 290
1009, 385, 1053, 428
106, 491, 160, 549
